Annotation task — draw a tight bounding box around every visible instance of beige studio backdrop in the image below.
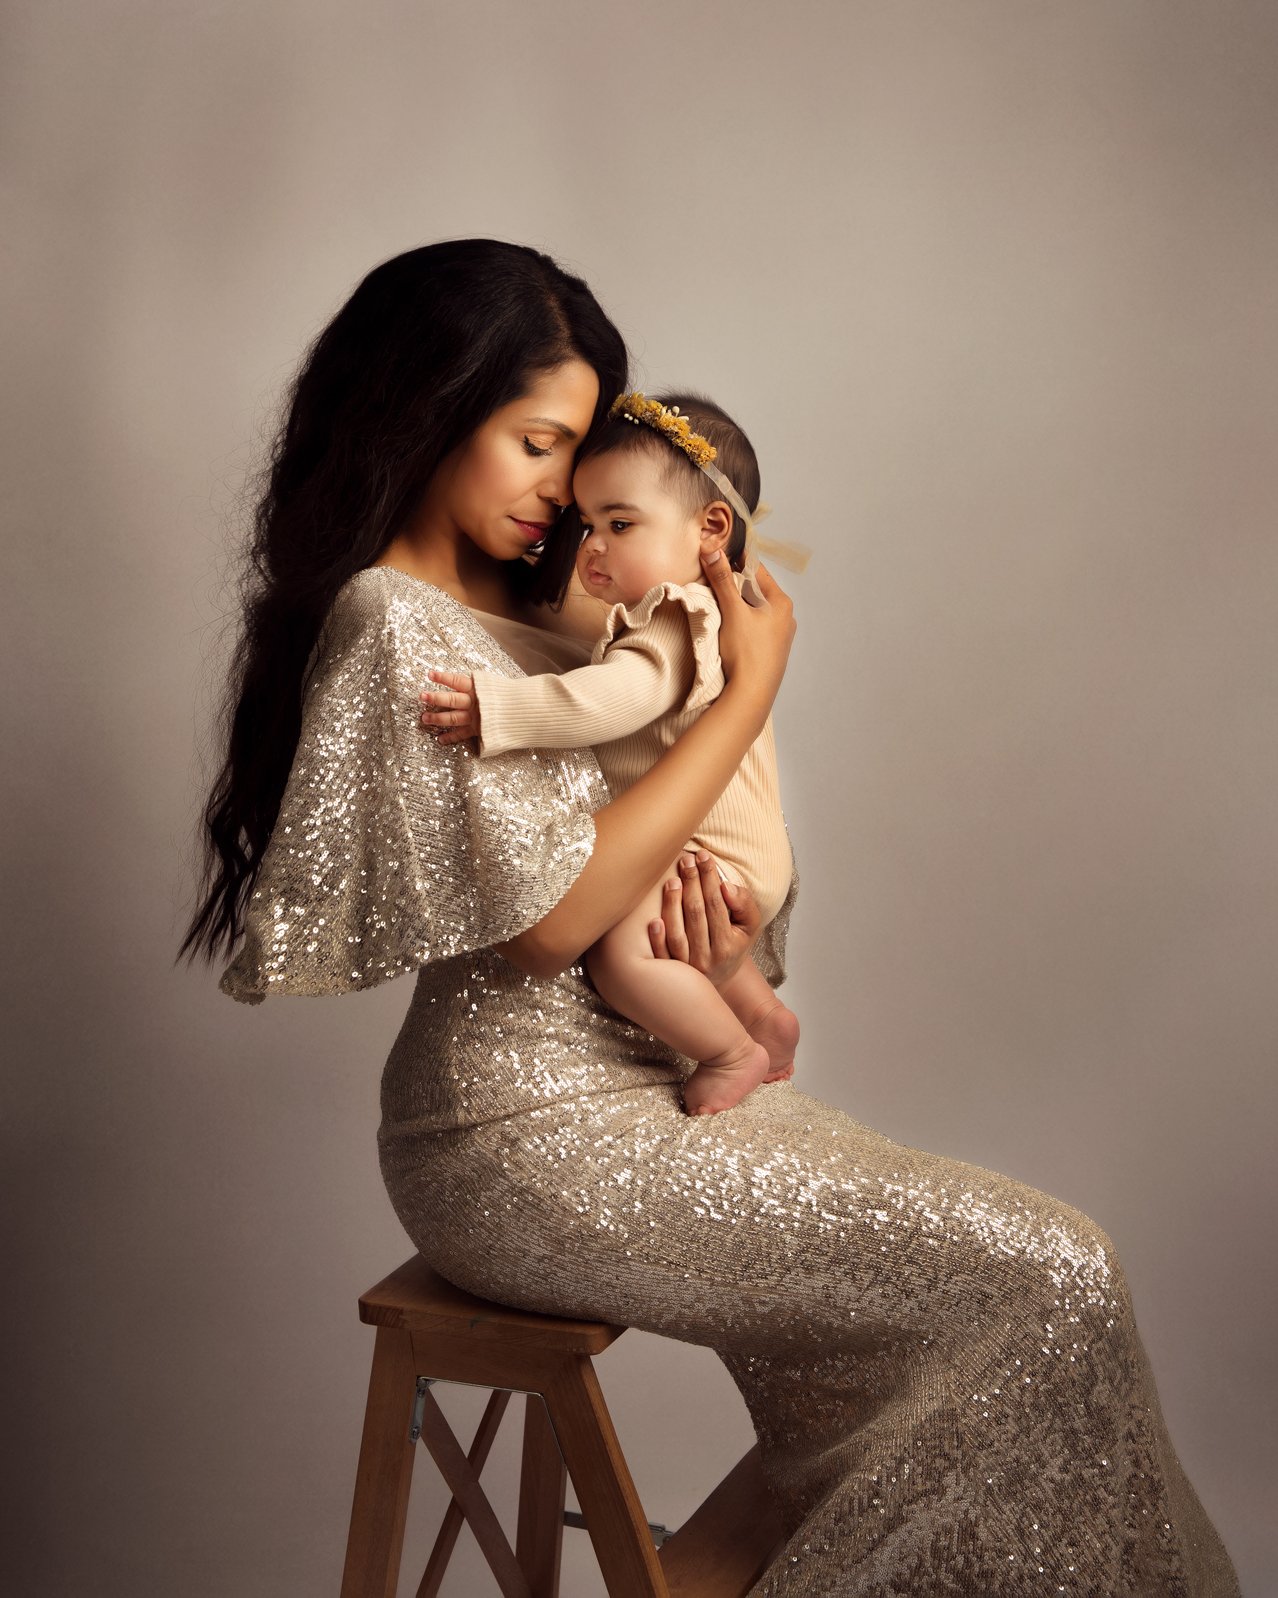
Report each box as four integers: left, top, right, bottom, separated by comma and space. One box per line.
3, 2, 1275, 1594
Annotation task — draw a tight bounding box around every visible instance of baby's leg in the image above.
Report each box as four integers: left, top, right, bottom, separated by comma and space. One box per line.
586, 868, 770, 1115
717, 956, 801, 1082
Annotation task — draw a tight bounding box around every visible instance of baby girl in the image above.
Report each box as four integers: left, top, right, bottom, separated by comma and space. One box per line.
422, 392, 799, 1114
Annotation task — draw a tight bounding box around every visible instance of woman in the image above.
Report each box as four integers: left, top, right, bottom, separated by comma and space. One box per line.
184, 240, 1239, 1595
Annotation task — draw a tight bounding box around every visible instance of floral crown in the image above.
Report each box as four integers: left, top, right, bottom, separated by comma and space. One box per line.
607, 391, 811, 579
610, 392, 719, 469
610, 390, 756, 534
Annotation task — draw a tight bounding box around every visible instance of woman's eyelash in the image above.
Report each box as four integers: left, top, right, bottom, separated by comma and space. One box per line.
522, 436, 553, 458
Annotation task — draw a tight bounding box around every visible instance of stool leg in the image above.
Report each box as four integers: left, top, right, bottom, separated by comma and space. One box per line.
340, 1325, 419, 1598
544, 1358, 667, 1598
516, 1394, 567, 1597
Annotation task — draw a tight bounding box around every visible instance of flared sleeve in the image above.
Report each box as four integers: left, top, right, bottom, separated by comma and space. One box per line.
218, 569, 609, 1003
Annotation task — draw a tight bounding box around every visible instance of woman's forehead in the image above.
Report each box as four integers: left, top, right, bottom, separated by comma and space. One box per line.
512, 358, 599, 432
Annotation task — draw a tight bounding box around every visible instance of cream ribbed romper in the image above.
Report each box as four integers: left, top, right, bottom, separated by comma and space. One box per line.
471, 576, 794, 930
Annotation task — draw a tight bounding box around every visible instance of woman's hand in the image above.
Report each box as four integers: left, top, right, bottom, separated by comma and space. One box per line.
647, 849, 762, 988
420, 670, 480, 745
701, 552, 795, 707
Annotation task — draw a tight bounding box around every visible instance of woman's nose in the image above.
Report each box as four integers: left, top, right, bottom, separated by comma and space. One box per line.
541, 461, 573, 510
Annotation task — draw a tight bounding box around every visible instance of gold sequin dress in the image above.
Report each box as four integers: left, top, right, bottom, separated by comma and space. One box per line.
220, 566, 1239, 1597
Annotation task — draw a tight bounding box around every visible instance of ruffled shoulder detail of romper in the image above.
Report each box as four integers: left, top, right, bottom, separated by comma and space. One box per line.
591, 578, 727, 714
218, 567, 609, 1004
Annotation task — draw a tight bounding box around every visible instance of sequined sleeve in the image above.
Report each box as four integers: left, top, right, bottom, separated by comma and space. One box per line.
218, 569, 608, 1004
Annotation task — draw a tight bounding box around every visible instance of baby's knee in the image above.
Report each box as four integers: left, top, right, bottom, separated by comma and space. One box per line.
583, 928, 644, 999
585, 926, 626, 978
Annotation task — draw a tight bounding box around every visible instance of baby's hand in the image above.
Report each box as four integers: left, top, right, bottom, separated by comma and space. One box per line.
420, 670, 480, 745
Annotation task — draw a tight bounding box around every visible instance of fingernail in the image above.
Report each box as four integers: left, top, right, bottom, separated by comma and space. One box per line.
704, 549, 721, 564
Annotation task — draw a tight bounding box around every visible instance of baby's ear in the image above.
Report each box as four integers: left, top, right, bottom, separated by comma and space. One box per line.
699, 500, 734, 553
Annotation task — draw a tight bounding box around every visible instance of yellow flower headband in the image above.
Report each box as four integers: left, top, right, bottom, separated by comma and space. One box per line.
609, 392, 811, 578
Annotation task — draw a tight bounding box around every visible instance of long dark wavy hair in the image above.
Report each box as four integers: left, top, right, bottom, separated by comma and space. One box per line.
180, 240, 628, 965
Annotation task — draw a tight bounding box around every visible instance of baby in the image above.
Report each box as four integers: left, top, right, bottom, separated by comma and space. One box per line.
423, 392, 799, 1114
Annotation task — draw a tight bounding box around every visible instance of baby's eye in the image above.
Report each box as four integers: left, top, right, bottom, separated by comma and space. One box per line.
609, 520, 631, 534
522, 436, 553, 458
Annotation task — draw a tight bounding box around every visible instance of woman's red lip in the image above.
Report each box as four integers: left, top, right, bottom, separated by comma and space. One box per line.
512, 517, 551, 541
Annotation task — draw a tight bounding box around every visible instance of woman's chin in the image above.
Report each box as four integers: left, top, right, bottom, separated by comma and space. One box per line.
490, 532, 540, 562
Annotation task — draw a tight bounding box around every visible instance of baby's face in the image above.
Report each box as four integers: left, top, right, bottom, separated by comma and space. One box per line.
573, 449, 707, 607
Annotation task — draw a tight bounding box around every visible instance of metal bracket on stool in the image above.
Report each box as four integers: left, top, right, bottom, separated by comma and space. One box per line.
408, 1375, 435, 1443
563, 1508, 671, 1548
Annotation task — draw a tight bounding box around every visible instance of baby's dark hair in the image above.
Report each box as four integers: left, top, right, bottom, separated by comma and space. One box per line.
576, 391, 761, 571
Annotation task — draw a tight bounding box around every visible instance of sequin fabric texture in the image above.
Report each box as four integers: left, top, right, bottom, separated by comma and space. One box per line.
220, 569, 608, 1003
224, 567, 1239, 1595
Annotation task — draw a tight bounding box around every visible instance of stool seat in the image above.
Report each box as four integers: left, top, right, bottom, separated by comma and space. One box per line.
359, 1256, 626, 1355
340, 1255, 785, 1598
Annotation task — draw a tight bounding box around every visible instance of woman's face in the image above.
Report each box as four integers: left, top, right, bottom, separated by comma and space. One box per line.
429, 359, 600, 562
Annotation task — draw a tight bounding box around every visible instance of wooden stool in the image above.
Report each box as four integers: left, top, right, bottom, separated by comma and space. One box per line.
340, 1256, 784, 1598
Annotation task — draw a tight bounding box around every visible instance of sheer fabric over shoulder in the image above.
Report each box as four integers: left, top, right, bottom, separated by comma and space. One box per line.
221, 567, 1239, 1596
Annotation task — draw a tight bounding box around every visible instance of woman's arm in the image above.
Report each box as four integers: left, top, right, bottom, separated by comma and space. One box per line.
498, 552, 795, 978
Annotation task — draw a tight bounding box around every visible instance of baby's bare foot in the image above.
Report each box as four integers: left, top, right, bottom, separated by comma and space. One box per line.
682, 1037, 771, 1116
744, 999, 800, 1082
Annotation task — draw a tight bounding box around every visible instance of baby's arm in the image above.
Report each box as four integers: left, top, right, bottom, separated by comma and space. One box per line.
422, 602, 695, 756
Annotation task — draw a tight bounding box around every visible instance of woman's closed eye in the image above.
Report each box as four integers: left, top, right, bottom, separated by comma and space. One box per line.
522, 435, 554, 458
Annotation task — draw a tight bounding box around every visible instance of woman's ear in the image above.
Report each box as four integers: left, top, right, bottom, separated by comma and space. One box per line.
698, 500, 734, 555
